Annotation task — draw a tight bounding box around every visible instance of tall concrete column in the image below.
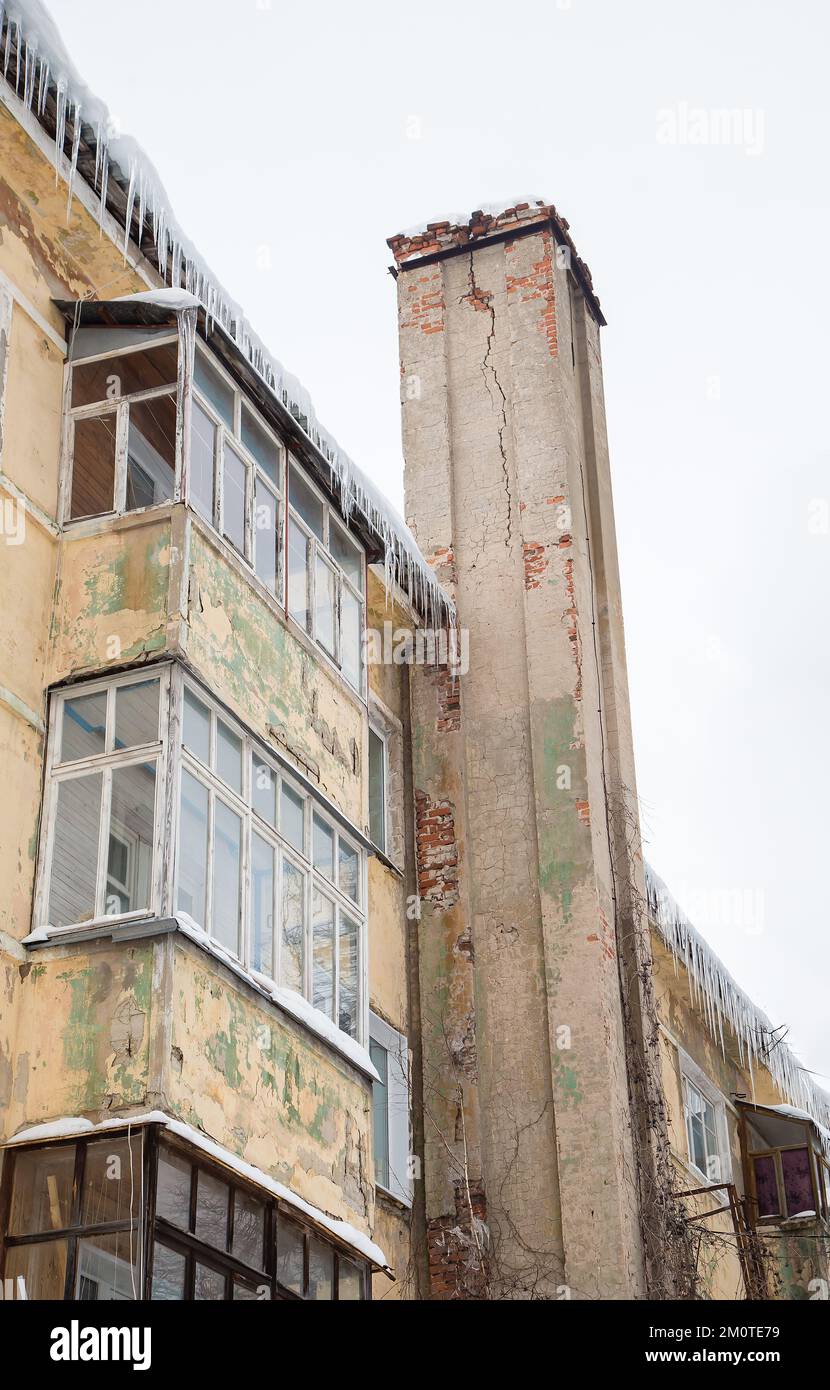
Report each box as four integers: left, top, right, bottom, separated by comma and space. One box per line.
389, 204, 665, 1300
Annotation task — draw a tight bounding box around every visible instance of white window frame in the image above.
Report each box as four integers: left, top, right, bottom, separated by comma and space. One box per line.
679, 1052, 731, 1187
369, 1012, 412, 1207
60, 333, 182, 525
287, 460, 366, 694
367, 722, 388, 856
190, 342, 286, 600
33, 663, 368, 1048
34, 666, 171, 932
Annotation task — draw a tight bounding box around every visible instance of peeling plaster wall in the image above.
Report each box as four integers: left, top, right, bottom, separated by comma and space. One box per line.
185, 525, 364, 824
165, 937, 375, 1230
3, 940, 155, 1135
49, 517, 175, 682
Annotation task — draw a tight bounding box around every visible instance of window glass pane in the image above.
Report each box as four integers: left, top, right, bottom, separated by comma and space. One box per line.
4, 1239, 68, 1300
312, 813, 334, 879
288, 517, 310, 630
315, 554, 336, 655
223, 443, 246, 554
338, 840, 359, 904
252, 755, 276, 825
242, 404, 279, 483
115, 679, 159, 750
71, 412, 117, 519
81, 1136, 142, 1225
213, 800, 242, 953
190, 399, 216, 523
753, 1154, 780, 1217
48, 772, 103, 927
369, 729, 386, 853
281, 861, 305, 996
232, 1190, 266, 1269
280, 782, 304, 852
254, 477, 278, 594
195, 1171, 230, 1250
329, 519, 363, 590
195, 350, 234, 427
312, 889, 334, 1019
9, 1145, 76, 1235
72, 341, 178, 408
76, 1231, 139, 1301
195, 1262, 227, 1300
339, 914, 359, 1038
126, 393, 176, 509
251, 832, 275, 976
371, 1039, 390, 1189
61, 690, 107, 762
341, 586, 362, 689
106, 761, 156, 916
338, 1258, 363, 1300
216, 720, 242, 792
277, 1220, 305, 1295
156, 1149, 192, 1228
151, 1242, 186, 1300
782, 1148, 814, 1217
177, 770, 208, 926
307, 1237, 333, 1300
183, 688, 211, 764
289, 466, 324, 540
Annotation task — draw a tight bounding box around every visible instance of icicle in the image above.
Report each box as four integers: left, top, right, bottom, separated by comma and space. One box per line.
53, 77, 67, 182
66, 102, 81, 217
97, 142, 108, 230
22, 36, 35, 109
37, 56, 48, 116
3, 13, 12, 77
122, 159, 137, 260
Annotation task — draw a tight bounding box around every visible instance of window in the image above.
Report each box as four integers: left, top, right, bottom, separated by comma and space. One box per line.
682, 1076, 721, 1181
742, 1104, 830, 1224
288, 462, 365, 691
42, 672, 163, 929
66, 333, 179, 521
678, 1059, 729, 1186
176, 677, 365, 1039
36, 665, 367, 1046
368, 726, 386, 853
369, 1012, 412, 1207
191, 344, 284, 597
1, 1134, 143, 1299
0, 1131, 371, 1301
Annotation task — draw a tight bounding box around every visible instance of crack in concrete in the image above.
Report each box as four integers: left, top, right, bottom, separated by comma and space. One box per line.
462, 251, 512, 546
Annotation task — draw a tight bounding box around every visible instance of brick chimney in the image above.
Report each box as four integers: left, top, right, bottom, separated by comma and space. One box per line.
389, 201, 667, 1300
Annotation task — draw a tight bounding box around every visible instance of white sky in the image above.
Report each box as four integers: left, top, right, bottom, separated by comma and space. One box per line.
46, 0, 830, 1083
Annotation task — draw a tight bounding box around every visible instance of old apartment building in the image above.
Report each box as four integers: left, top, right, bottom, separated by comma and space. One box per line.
0, 3, 828, 1302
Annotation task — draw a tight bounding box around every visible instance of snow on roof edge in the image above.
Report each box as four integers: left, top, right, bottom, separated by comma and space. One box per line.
645, 862, 830, 1145
0, 0, 453, 627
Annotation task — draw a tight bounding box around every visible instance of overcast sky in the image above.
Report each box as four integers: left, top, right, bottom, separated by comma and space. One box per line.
47, 0, 830, 1082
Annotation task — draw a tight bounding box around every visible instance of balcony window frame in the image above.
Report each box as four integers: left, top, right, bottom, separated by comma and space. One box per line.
33, 666, 171, 934
61, 331, 182, 525
189, 342, 286, 600
678, 1053, 731, 1188
32, 662, 368, 1049
287, 461, 366, 694
740, 1104, 830, 1226
0, 1128, 371, 1301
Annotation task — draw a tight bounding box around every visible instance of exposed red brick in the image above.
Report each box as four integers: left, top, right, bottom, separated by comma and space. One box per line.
427, 1181, 488, 1300
415, 790, 459, 907
523, 540, 548, 590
